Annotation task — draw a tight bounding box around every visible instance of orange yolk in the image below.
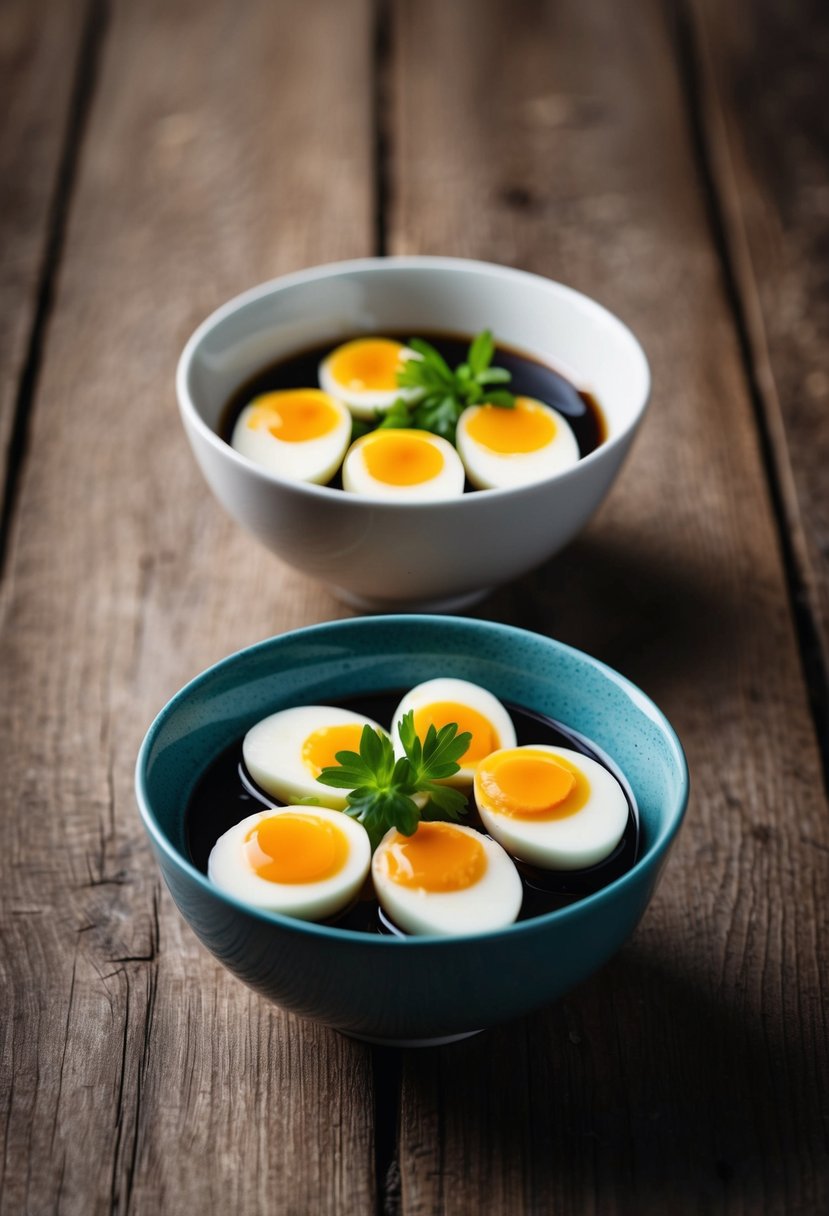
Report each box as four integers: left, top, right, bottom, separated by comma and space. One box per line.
466, 397, 557, 453
382, 822, 487, 892
247, 390, 341, 442
328, 338, 405, 392
362, 430, 444, 486
412, 701, 496, 765
476, 749, 590, 819
301, 723, 365, 776
244, 813, 348, 883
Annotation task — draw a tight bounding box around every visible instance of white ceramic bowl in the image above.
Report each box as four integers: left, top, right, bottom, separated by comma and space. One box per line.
177, 257, 650, 611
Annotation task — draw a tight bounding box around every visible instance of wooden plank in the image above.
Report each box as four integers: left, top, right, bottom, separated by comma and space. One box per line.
389, 1, 829, 1212
0, 1, 374, 1213
686, 0, 829, 751
0, 0, 88, 514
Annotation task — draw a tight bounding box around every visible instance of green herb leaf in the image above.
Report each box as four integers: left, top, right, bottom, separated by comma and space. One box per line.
346, 786, 420, 850
376, 398, 414, 430
396, 712, 471, 821
349, 417, 373, 443
407, 338, 455, 385
398, 712, 472, 784
468, 329, 494, 377
482, 389, 515, 408
421, 783, 468, 822
413, 394, 462, 441
397, 710, 421, 763
317, 711, 470, 849
476, 367, 511, 385
317, 726, 393, 790
392, 329, 516, 443
316, 752, 368, 789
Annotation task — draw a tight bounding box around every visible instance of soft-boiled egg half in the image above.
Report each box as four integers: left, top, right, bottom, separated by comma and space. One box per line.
342, 428, 465, 500
319, 337, 418, 419
208, 806, 371, 919
456, 396, 580, 490
243, 705, 387, 810
391, 678, 516, 786
474, 744, 628, 870
231, 389, 351, 484
372, 821, 523, 936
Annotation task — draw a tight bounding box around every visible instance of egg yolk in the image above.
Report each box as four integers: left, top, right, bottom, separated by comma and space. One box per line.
362, 431, 444, 486
412, 701, 496, 765
328, 338, 405, 392
245, 813, 349, 883
302, 723, 365, 776
247, 390, 342, 442
466, 398, 557, 453
382, 822, 487, 892
476, 749, 590, 819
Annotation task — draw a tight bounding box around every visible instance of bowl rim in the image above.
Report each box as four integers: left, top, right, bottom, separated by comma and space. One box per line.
135, 616, 688, 948
176, 255, 652, 508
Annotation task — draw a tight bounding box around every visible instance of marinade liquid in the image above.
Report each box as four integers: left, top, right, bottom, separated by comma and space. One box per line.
185, 693, 639, 935
221, 334, 606, 470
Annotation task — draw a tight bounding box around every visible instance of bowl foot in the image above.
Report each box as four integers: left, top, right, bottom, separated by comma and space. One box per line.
344, 1027, 484, 1048
331, 586, 492, 615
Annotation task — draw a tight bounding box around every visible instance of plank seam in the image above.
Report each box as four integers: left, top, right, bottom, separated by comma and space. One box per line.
372, 0, 392, 257
110, 975, 132, 1212
371, 1046, 403, 1216
49, 953, 79, 1155
0, 0, 110, 580
371, 9, 401, 1209
122, 883, 162, 1216
668, 0, 829, 796
0, 1061, 13, 1198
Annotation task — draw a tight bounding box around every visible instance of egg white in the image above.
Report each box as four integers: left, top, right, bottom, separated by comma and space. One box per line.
456, 397, 580, 490
474, 745, 628, 870
243, 705, 388, 810
372, 822, 523, 937
208, 806, 371, 920
391, 678, 516, 786
319, 339, 420, 419
230, 390, 351, 484
342, 429, 465, 500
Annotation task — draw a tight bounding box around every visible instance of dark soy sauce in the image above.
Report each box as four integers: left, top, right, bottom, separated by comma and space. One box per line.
220, 334, 606, 473
185, 693, 639, 936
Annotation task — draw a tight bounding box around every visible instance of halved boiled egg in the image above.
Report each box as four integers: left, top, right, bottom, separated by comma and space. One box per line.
456, 396, 580, 490
372, 821, 522, 936
208, 806, 371, 920
230, 389, 351, 484
342, 429, 465, 500
319, 337, 418, 419
474, 745, 628, 870
391, 678, 516, 786
243, 705, 387, 810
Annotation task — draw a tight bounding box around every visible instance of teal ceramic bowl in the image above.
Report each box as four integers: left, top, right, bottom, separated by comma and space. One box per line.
136, 617, 688, 1045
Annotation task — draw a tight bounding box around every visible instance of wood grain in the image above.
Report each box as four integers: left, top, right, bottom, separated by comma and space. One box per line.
0, 1, 374, 1213
0, 0, 89, 528
389, 0, 829, 1211
687, 0, 829, 746
3, 0, 828, 1213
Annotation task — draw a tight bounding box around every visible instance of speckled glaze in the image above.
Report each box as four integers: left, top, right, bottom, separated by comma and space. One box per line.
136, 617, 688, 1043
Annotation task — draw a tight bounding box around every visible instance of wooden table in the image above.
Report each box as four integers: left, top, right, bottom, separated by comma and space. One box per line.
2, 1, 827, 1212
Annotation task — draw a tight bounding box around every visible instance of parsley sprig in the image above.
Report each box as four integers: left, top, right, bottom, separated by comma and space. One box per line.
316, 711, 471, 849
379, 330, 515, 442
